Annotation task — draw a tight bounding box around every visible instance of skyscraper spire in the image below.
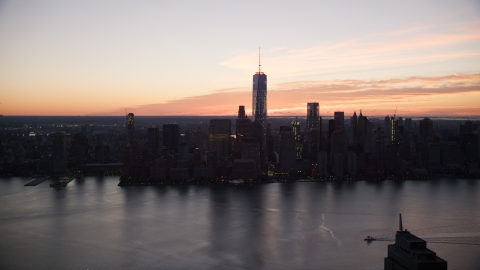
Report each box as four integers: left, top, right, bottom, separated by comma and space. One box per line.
259, 47, 261, 73
399, 212, 403, 232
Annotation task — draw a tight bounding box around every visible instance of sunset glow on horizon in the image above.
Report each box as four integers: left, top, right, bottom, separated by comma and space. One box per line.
1, 1, 479, 117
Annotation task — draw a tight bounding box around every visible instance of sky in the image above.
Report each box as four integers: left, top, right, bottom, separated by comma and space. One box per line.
0, 0, 479, 117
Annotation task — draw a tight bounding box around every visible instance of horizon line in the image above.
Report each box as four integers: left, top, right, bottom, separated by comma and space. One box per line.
2, 114, 480, 118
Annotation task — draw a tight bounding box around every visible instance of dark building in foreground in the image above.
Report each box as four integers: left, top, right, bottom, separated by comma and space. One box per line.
306, 102, 320, 160
209, 119, 232, 160
163, 124, 179, 152
385, 214, 447, 270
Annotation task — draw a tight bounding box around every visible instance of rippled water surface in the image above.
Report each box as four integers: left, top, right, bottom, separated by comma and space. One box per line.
1, 177, 479, 269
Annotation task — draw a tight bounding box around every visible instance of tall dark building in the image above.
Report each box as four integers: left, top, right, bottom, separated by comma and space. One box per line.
252, 49, 267, 172
94, 135, 105, 163
405, 117, 413, 133
385, 214, 447, 270
384, 115, 392, 139
279, 126, 296, 172
51, 132, 67, 173
292, 118, 302, 160
147, 127, 160, 154
250, 120, 266, 171
419, 117, 434, 138
71, 133, 88, 169
236, 105, 251, 159
352, 111, 358, 140
126, 113, 134, 144
307, 103, 320, 133
163, 124, 179, 152
330, 130, 345, 177
238, 105, 246, 119
124, 113, 135, 176
334, 111, 344, 132
307, 103, 320, 160
252, 53, 267, 126
236, 105, 251, 138
209, 119, 232, 160
390, 117, 398, 143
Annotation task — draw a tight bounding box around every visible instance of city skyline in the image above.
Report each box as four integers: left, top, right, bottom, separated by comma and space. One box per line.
1, 1, 479, 116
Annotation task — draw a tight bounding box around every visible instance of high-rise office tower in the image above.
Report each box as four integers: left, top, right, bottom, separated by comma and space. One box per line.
252, 49, 267, 172
124, 113, 135, 176
419, 118, 434, 138
252, 50, 267, 126
405, 117, 412, 133
357, 110, 365, 136
95, 135, 105, 163
352, 111, 358, 140
307, 103, 320, 133
292, 118, 302, 160
163, 124, 179, 152
384, 116, 392, 139
318, 151, 328, 176
148, 127, 160, 155
51, 132, 67, 173
334, 111, 344, 132
390, 117, 398, 143
236, 105, 251, 159
250, 120, 266, 171
209, 119, 232, 160
71, 133, 88, 169
238, 105, 246, 119
126, 113, 134, 144
307, 103, 320, 160
330, 130, 345, 166
279, 126, 296, 172
236, 105, 251, 138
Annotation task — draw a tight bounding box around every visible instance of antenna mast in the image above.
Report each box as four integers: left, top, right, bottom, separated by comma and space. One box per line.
399, 213, 403, 231
259, 47, 261, 73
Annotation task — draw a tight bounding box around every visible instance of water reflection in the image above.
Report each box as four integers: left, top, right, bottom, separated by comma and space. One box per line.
0, 178, 479, 269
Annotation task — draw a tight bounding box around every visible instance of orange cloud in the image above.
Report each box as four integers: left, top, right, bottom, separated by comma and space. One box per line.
93, 73, 480, 117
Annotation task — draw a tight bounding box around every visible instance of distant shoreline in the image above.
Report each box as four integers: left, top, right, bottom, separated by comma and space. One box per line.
117, 175, 480, 187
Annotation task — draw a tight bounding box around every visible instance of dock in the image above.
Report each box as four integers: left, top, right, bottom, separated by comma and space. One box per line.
24, 176, 51, 186
49, 175, 76, 187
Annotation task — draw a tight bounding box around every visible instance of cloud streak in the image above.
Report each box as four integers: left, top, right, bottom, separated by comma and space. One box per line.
219, 21, 480, 81
94, 73, 480, 117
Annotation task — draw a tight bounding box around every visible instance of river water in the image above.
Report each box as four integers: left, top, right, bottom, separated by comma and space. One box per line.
1, 177, 479, 269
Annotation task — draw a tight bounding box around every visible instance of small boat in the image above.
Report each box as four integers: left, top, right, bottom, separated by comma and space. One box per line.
364, 235, 376, 241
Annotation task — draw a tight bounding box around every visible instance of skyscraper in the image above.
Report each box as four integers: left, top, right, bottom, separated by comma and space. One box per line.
352, 111, 358, 140
163, 124, 179, 152
148, 127, 160, 155
51, 132, 67, 173
279, 126, 296, 172
236, 105, 251, 159
307, 103, 320, 160
236, 105, 251, 139
334, 111, 344, 132
209, 119, 232, 160
252, 50, 267, 126
126, 113, 134, 144
252, 49, 267, 172
292, 118, 302, 160
419, 117, 434, 138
